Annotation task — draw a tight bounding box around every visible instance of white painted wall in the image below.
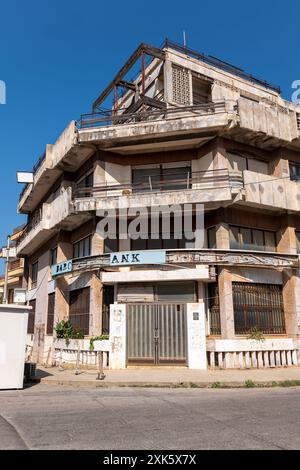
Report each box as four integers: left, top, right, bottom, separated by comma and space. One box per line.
0, 305, 30, 389
109, 303, 126, 369
187, 302, 207, 369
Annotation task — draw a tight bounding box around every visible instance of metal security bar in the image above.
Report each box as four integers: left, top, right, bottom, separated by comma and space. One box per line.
126, 303, 187, 365
233, 282, 286, 335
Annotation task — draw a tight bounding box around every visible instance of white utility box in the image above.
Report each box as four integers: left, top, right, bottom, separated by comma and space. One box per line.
0, 304, 31, 389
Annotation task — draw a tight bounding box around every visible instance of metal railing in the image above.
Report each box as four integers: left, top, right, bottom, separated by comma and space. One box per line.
78, 101, 228, 129
19, 152, 46, 202
74, 168, 240, 199
297, 113, 300, 130
16, 207, 43, 247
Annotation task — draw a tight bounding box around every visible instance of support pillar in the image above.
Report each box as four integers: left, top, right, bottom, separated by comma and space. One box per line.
187, 302, 207, 369
89, 274, 103, 336
218, 267, 235, 339
216, 222, 230, 249
109, 303, 126, 369
282, 269, 300, 339
32, 251, 50, 363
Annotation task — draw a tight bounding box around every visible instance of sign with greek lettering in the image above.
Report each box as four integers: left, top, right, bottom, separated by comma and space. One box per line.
51, 260, 73, 277
109, 250, 166, 266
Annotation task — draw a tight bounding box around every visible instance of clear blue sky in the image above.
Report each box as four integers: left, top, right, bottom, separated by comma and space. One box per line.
0, 0, 298, 271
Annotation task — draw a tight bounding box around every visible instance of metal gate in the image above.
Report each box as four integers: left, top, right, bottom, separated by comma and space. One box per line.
126, 303, 187, 365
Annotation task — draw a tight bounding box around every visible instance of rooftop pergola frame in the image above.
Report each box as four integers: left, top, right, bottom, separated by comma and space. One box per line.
89, 39, 281, 122
92, 43, 166, 114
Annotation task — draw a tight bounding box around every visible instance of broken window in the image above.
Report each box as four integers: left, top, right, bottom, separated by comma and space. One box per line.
192, 75, 211, 104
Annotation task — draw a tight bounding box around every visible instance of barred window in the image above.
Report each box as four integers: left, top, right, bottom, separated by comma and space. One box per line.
69, 287, 90, 335
233, 282, 285, 335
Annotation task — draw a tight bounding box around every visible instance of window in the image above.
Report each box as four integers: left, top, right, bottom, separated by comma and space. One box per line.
192, 76, 211, 104
69, 287, 90, 335
208, 283, 221, 335
28, 299, 36, 334
47, 293, 55, 335
229, 225, 276, 252
130, 217, 190, 251
77, 171, 93, 189
207, 227, 217, 249
296, 231, 300, 253
31, 261, 38, 288
227, 152, 268, 175
233, 283, 285, 335
289, 162, 300, 181
50, 247, 57, 266
73, 235, 91, 258
104, 238, 119, 254
132, 165, 191, 193
102, 286, 114, 334
76, 171, 94, 197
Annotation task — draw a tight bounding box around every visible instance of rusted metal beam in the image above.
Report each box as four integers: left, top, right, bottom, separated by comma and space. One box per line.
117, 80, 136, 91
92, 43, 165, 112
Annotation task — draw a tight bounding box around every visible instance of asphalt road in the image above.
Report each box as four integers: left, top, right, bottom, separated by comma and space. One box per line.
0, 384, 300, 450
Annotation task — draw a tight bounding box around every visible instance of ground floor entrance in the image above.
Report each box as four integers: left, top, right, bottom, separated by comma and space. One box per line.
126, 303, 187, 365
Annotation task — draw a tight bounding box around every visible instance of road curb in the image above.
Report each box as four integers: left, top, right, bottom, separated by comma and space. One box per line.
32, 377, 300, 389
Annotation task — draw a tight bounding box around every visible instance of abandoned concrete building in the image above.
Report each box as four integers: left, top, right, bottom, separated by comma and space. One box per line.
17, 40, 300, 369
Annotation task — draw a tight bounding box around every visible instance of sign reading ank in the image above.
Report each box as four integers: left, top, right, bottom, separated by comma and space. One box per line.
109, 250, 166, 266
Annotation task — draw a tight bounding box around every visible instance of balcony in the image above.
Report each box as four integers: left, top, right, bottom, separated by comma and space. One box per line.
73, 169, 243, 213
242, 170, 300, 212
18, 121, 92, 214
77, 101, 238, 154
16, 187, 89, 256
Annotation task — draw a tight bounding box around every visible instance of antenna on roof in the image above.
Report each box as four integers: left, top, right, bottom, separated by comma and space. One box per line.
183, 31, 186, 47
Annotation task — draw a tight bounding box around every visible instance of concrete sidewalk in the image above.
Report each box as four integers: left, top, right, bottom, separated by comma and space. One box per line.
33, 366, 300, 388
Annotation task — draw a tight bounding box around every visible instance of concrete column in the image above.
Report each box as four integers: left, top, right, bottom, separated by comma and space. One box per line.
89, 274, 103, 336
109, 303, 126, 369
213, 143, 227, 170
94, 160, 106, 185
216, 223, 230, 249
32, 251, 49, 363
269, 150, 289, 178
163, 58, 173, 105
282, 269, 300, 338
187, 302, 207, 369
218, 267, 235, 339
54, 241, 73, 326
277, 226, 297, 254
54, 279, 69, 324
91, 231, 104, 256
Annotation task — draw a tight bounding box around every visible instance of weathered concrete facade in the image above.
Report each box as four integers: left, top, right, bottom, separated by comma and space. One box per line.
17, 40, 300, 369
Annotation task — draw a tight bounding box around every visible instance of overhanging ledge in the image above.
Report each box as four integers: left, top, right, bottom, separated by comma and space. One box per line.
64, 249, 300, 279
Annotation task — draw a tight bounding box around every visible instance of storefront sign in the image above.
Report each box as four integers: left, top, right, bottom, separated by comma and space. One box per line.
109, 250, 166, 266
51, 260, 73, 277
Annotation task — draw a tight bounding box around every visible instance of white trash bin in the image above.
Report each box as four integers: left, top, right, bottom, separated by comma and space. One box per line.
0, 304, 31, 390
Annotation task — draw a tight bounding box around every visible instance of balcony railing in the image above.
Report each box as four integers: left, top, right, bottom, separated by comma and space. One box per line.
8, 259, 24, 271
74, 168, 242, 199
19, 152, 46, 202
78, 101, 228, 129
16, 207, 43, 247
